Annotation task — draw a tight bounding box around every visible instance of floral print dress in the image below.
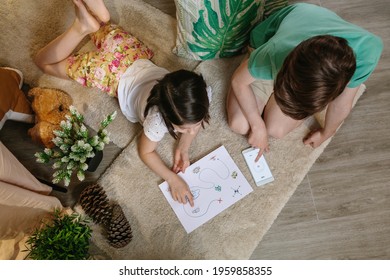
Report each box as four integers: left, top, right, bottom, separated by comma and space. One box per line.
66, 23, 154, 97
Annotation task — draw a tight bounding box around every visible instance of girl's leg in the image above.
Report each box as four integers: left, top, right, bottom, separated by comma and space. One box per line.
83, 0, 110, 23
34, 0, 100, 79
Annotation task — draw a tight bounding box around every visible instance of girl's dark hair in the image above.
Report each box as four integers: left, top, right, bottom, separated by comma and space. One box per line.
144, 70, 210, 139
274, 35, 356, 120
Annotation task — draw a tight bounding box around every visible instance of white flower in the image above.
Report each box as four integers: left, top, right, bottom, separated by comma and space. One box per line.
80, 163, 88, 171
43, 148, 52, 155
64, 176, 71, 187
61, 156, 69, 163
36, 157, 46, 164
60, 120, 72, 130
102, 136, 110, 144
52, 161, 62, 169
86, 151, 95, 158
52, 177, 60, 184
53, 130, 65, 137
52, 137, 63, 146
69, 152, 79, 161
90, 135, 99, 146
80, 124, 87, 133
84, 143, 93, 152
69, 105, 77, 115
100, 129, 108, 137
66, 161, 75, 170
60, 144, 69, 152
79, 156, 87, 163
77, 140, 85, 147
77, 170, 85, 181
95, 142, 105, 151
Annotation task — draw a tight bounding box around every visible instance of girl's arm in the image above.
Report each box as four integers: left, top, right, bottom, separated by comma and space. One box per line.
138, 132, 194, 207
304, 86, 359, 148
172, 125, 201, 174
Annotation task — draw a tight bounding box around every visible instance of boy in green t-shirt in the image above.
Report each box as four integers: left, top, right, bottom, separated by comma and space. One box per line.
226, 3, 383, 160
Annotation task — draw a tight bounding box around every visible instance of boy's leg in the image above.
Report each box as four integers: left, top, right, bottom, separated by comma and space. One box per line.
226, 86, 251, 135
226, 76, 273, 135
226, 86, 267, 135
263, 94, 303, 139
34, 0, 100, 79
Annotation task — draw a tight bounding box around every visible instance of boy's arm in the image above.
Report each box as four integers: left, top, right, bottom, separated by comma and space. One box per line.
138, 132, 194, 206
231, 59, 269, 154
304, 86, 359, 148
173, 125, 201, 174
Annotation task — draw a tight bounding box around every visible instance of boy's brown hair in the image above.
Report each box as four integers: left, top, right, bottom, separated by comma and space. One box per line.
274, 35, 356, 120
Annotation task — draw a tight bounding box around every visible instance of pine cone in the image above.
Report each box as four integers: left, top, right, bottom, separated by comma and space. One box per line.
79, 183, 112, 226
106, 203, 132, 248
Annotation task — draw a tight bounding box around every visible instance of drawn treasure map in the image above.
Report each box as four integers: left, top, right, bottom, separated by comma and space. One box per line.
159, 145, 253, 233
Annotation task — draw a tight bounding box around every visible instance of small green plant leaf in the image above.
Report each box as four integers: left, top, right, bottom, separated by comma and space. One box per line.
24, 209, 92, 260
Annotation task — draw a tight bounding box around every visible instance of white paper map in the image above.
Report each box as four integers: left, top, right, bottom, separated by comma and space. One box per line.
159, 145, 253, 233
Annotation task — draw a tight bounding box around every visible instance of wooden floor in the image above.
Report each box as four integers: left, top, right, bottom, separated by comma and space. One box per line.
1, 0, 388, 260
143, 0, 390, 259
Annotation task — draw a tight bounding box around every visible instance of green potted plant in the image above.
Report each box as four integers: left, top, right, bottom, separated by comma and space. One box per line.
24, 209, 92, 260
35, 105, 116, 186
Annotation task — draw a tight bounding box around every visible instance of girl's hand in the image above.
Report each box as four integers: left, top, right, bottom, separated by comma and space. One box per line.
168, 174, 194, 207
303, 128, 332, 148
137, 132, 194, 206
173, 148, 190, 173
248, 126, 269, 161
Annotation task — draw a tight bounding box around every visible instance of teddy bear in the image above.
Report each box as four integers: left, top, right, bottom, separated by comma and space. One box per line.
28, 87, 73, 148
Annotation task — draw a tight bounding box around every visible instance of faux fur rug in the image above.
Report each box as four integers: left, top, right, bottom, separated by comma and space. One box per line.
0, 0, 364, 259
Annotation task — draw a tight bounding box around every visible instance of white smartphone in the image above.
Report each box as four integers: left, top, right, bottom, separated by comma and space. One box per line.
242, 147, 274, 186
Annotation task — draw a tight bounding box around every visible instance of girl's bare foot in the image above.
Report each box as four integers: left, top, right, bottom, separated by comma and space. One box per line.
73, 0, 100, 35
83, 0, 110, 23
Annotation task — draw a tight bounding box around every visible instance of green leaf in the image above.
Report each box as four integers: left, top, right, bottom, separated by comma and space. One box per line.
100, 111, 117, 130
188, 0, 262, 59
24, 210, 91, 260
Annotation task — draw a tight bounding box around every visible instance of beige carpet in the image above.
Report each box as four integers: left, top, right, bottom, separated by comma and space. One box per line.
0, 0, 364, 259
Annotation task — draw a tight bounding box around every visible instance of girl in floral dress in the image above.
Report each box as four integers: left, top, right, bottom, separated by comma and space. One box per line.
34, 0, 211, 207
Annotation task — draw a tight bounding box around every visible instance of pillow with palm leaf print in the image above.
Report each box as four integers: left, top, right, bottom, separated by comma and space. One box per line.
173, 0, 266, 60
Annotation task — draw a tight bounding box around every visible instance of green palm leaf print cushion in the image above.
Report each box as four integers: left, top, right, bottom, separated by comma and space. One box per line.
173, 0, 265, 60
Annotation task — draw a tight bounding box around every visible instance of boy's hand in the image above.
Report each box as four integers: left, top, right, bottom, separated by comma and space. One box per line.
248, 126, 269, 161
168, 174, 194, 207
303, 129, 332, 148
173, 148, 190, 173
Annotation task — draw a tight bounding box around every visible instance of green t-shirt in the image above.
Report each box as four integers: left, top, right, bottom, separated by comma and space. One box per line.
248, 3, 383, 88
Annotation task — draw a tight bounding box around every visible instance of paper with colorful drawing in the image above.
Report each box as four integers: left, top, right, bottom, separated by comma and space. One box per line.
159, 145, 253, 233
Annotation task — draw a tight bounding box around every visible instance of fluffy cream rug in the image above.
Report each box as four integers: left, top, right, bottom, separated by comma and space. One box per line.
0, 0, 364, 259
